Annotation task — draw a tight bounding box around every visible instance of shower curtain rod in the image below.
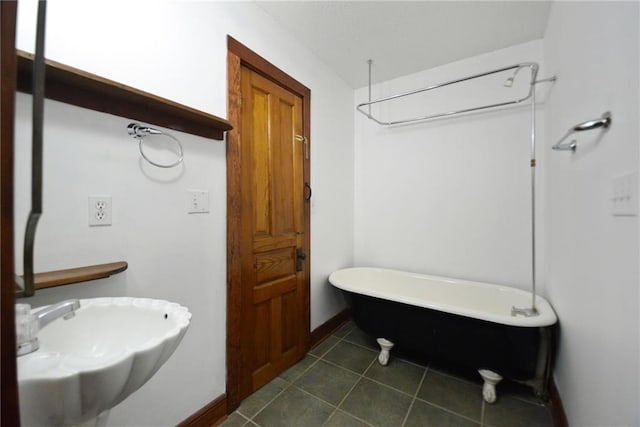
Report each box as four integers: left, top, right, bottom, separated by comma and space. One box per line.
357, 62, 554, 126
357, 60, 558, 317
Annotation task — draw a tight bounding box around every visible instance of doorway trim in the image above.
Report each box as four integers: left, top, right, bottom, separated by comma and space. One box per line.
226, 36, 311, 413
1, 1, 20, 424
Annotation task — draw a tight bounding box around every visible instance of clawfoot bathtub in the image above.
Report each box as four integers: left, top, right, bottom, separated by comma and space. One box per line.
329, 268, 557, 403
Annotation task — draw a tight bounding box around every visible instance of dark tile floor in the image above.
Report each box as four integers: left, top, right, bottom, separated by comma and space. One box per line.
222, 322, 553, 427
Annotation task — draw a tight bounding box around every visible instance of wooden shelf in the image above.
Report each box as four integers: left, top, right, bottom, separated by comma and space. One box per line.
16, 50, 232, 140
25, 261, 129, 290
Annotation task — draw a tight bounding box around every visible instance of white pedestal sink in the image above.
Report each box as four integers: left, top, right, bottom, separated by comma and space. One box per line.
17, 297, 191, 426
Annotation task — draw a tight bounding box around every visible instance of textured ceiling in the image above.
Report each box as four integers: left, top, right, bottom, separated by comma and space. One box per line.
256, 1, 551, 89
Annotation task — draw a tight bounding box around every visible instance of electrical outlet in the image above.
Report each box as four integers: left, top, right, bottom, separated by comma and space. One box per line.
89, 196, 112, 226
188, 190, 209, 214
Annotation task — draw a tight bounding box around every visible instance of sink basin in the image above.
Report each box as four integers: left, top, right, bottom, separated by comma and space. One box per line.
17, 297, 191, 426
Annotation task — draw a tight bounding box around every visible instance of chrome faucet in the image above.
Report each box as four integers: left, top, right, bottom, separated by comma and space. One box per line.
511, 305, 539, 317
35, 299, 81, 329
16, 299, 81, 356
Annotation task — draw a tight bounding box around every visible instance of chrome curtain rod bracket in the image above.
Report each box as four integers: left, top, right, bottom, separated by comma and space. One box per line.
356, 62, 540, 126
127, 123, 184, 168
534, 76, 557, 85
552, 111, 612, 151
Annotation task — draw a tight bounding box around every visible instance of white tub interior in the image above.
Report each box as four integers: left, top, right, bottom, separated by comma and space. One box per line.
329, 268, 557, 327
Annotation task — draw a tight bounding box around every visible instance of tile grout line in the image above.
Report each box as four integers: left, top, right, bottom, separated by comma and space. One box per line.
290, 383, 374, 427
247, 335, 374, 427
239, 354, 323, 423
502, 390, 550, 406
322, 355, 416, 396
411, 393, 484, 425
416, 397, 480, 424
242, 419, 257, 427
321, 348, 380, 427
340, 339, 426, 370
425, 367, 483, 387
305, 326, 367, 426
237, 382, 289, 422
241, 329, 347, 423
310, 335, 342, 358
325, 408, 375, 427
341, 338, 382, 353
397, 359, 484, 425
400, 363, 429, 427
233, 411, 251, 427
320, 354, 429, 402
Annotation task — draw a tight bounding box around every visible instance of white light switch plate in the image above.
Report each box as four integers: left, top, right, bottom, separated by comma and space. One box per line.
612, 172, 638, 216
188, 190, 209, 214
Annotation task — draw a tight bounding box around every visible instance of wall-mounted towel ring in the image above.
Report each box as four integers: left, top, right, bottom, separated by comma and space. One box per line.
552, 112, 612, 151
127, 123, 184, 168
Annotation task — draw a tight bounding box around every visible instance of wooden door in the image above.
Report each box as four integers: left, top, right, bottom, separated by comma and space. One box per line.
238, 65, 308, 396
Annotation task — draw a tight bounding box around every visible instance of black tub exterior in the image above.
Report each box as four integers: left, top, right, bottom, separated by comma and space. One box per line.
348, 292, 556, 398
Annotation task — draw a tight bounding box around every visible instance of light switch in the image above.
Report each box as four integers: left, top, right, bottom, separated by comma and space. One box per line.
188, 190, 209, 214
612, 172, 638, 216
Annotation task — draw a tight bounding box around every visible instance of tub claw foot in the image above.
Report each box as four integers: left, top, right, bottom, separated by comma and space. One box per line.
478, 369, 502, 404
376, 338, 394, 366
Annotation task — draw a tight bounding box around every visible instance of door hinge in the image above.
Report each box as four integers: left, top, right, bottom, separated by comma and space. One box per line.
296, 248, 306, 272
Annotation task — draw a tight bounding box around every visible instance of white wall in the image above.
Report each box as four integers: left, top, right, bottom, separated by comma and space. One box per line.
354, 40, 548, 292
15, 1, 353, 425
544, 2, 639, 426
